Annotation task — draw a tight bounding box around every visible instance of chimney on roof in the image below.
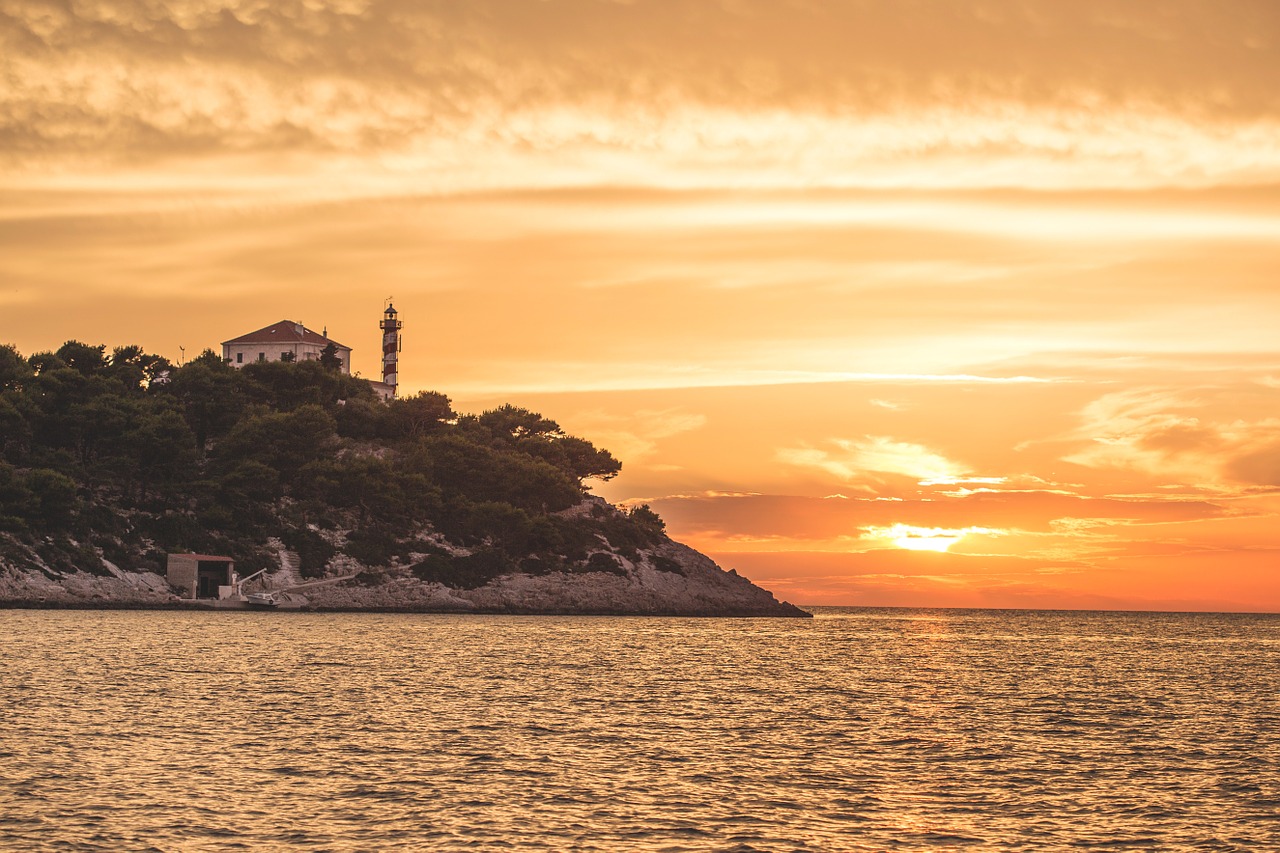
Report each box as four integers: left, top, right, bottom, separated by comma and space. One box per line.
294, 322, 305, 336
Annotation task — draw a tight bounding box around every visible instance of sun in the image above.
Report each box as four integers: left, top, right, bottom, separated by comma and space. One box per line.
870, 524, 996, 553
894, 531, 964, 552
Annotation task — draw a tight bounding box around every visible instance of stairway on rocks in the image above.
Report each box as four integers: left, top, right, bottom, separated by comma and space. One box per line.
266, 538, 304, 590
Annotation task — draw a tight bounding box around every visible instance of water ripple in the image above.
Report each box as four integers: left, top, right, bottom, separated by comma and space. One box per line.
1, 609, 1279, 850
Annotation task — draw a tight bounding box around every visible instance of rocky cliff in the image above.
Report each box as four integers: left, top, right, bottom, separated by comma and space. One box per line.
0, 501, 808, 617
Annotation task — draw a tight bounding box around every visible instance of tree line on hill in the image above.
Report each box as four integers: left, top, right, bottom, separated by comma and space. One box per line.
0, 341, 670, 586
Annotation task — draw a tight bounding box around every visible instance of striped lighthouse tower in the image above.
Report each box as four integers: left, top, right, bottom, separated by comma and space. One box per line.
380, 301, 403, 397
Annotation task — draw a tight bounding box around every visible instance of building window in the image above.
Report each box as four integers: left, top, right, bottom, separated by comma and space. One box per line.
236, 352, 243, 363
258, 352, 265, 362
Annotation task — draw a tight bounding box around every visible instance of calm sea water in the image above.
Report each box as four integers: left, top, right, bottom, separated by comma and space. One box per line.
2, 608, 1278, 851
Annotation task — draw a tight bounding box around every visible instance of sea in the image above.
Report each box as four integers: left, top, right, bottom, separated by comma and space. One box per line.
1, 608, 1278, 851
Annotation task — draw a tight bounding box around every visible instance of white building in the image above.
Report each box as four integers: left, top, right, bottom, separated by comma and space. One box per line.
221, 321, 351, 374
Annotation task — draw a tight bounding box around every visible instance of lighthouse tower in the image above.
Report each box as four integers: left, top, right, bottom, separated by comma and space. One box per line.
380, 302, 403, 397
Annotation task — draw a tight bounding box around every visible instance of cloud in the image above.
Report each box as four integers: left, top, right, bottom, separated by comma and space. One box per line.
710, 548, 1278, 611
1226, 442, 1280, 486
6, 1, 1280, 191
538, 407, 706, 464
644, 490, 1232, 548
1063, 386, 1280, 486
779, 436, 969, 483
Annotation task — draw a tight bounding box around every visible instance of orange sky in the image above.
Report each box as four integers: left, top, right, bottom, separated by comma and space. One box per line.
4, 0, 1280, 610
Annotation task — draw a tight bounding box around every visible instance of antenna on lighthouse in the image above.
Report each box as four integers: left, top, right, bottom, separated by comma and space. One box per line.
380, 299, 403, 399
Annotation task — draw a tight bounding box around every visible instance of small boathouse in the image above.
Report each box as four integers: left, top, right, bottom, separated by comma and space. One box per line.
166, 553, 237, 600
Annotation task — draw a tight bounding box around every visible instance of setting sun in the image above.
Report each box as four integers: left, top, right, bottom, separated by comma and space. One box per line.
866, 524, 996, 553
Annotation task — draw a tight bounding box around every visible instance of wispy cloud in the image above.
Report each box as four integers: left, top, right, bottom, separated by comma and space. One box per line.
779, 436, 972, 484
644, 490, 1234, 545
1064, 387, 1280, 486
7, 1, 1280, 192
555, 408, 707, 464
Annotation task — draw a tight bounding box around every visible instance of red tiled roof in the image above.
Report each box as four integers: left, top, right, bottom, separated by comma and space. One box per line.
222, 320, 349, 349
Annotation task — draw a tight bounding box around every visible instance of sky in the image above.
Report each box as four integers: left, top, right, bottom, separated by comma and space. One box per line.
4, 0, 1280, 610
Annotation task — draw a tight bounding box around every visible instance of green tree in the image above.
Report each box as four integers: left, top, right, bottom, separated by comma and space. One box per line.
0, 394, 31, 462
628, 504, 665, 533
25, 367, 134, 474
241, 359, 375, 411
55, 341, 108, 376
0, 463, 78, 530
319, 342, 343, 371
384, 391, 454, 438
216, 459, 282, 504
167, 358, 246, 449
334, 397, 388, 439
213, 405, 337, 486
25, 467, 79, 527
106, 345, 174, 392
27, 351, 66, 375
415, 433, 582, 513
0, 344, 33, 391
302, 456, 438, 527
471, 404, 620, 482
189, 348, 229, 368
133, 409, 199, 501
477, 405, 562, 442
71, 386, 142, 470
525, 434, 621, 482
0, 462, 32, 530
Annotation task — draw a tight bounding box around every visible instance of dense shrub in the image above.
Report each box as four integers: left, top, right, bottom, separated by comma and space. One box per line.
582, 552, 627, 576
651, 555, 685, 575
343, 528, 399, 567
411, 550, 512, 589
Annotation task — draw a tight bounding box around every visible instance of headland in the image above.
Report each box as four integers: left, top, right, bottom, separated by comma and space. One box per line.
0, 334, 807, 617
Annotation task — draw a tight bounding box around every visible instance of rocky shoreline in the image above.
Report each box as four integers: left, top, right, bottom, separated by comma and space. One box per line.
0, 527, 810, 618
0, 601, 809, 617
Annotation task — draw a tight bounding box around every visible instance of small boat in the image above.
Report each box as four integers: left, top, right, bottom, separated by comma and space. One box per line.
244, 592, 280, 608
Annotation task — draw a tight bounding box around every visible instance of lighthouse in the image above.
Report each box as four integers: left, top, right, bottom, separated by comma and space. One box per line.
380, 302, 403, 397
